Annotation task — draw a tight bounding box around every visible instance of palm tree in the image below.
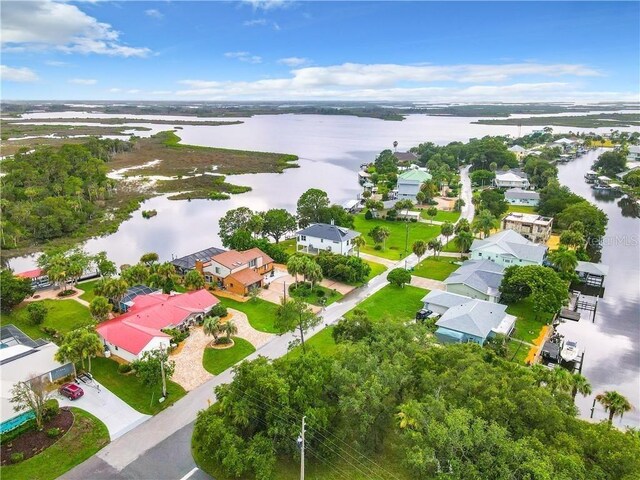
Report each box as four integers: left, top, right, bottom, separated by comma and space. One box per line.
353, 236, 366, 257
440, 222, 454, 246
530, 364, 550, 387
570, 373, 592, 401
287, 255, 306, 284
203, 315, 221, 343
596, 391, 632, 424
455, 230, 474, 254
472, 210, 498, 239
549, 246, 578, 280
376, 227, 391, 251
428, 239, 443, 258
102, 278, 129, 312
548, 367, 573, 395
221, 319, 238, 340
412, 240, 427, 263
303, 261, 323, 291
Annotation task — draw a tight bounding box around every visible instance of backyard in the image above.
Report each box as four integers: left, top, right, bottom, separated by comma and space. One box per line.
353, 214, 440, 260
412, 256, 460, 281
202, 338, 256, 375
89, 357, 186, 415
349, 284, 428, 323
0, 408, 109, 480
77, 279, 101, 302
0, 299, 93, 342
218, 297, 280, 333
506, 299, 555, 344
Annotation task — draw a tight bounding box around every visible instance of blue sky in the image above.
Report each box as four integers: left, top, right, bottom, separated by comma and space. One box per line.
1, 1, 639, 102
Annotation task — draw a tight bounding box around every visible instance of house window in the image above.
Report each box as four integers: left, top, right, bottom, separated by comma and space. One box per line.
333, 241, 338, 244
249, 259, 257, 268
321, 239, 324, 243
300, 235, 306, 241
478, 252, 482, 257
215, 267, 221, 274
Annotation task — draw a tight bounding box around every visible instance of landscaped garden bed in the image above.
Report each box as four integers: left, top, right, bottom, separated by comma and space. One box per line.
202, 337, 256, 375
288, 282, 342, 306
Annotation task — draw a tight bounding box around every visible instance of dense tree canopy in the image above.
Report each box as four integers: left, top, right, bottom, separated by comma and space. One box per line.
478, 188, 508, 217
523, 157, 558, 189
193, 321, 640, 480
593, 151, 627, 177
0, 269, 34, 312
500, 265, 568, 316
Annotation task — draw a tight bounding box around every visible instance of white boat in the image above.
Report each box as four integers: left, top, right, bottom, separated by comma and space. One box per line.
561, 340, 579, 362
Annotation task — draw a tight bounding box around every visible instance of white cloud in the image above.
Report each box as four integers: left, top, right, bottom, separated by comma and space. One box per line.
242, 0, 292, 11
1, 65, 39, 82
278, 56, 310, 67
224, 51, 262, 64
174, 61, 628, 102
44, 60, 68, 67
243, 19, 268, 27
127, 89, 140, 94
145, 9, 163, 19
109, 88, 122, 93
69, 78, 97, 85
1, 0, 151, 57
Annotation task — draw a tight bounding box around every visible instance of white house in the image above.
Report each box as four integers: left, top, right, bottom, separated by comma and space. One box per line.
493, 170, 530, 189
396, 168, 432, 201
552, 138, 576, 151
470, 229, 547, 267
296, 222, 361, 256
626, 145, 640, 162
505, 188, 540, 206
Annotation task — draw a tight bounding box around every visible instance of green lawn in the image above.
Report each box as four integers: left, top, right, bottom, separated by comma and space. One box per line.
507, 205, 537, 214
219, 297, 280, 333
0, 408, 109, 480
77, 279, 101, 302
412, 256, 460, 281
353, 214, 440, 260
507, 339, 530, 365
289, 283, 343, 306
89, 357, 186, 415
0, 299, 93, 342
419, 209, 461, 223
442, 239, 461, 253
349, 284, 428, 323
506, 299, 554, 344
288, 326, 338, 358
363, 259, 387, 283
202, 337, 256, 375
279, 238, 297, 256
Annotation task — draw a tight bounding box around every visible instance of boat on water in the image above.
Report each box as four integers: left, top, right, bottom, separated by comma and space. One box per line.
561, 340, 580, 362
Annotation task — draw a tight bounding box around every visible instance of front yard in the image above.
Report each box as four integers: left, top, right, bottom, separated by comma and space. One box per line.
363, 259, 387, 282
506, 299, 554, 344
353, 214, 440, 260
77, 279, 102, 302
0, 408, 109, 480
0, 299, 93, 342
419, 209, 461, 223
89, 357, 186, 415
288, 283, 343, 306
412, 256, 460, 281
218, 297, 280, 333
202, 338, 256, 375
349, 284, 428, 323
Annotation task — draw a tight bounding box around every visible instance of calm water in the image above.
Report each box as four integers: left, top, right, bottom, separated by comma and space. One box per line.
556, 149, 640, 427
7, 114, 640, 425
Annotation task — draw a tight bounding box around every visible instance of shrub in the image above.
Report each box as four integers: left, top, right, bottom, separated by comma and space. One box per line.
316, 289, 325, 297
11, 453, 24, 464
27, 302, 48, 325
162, 327, 189, 344
374, 245, 382, 250
43, 399, 59, 421
364, 209, 373, 220
118, 363, 133, 374
47, 427, 61, 438
1, 419, 36, 444
209, 304, 228, 318
314, 252, 371, 284
215, 337, 232, 345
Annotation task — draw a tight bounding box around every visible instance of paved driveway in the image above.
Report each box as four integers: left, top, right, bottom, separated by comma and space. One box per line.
57, 379, 150, 440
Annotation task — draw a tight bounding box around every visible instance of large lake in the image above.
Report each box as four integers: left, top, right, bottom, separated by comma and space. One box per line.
7, 113, 639, 425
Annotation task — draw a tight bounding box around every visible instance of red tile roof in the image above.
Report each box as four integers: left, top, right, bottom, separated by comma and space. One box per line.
16, 268, 46, 279
96, 289, 219, 355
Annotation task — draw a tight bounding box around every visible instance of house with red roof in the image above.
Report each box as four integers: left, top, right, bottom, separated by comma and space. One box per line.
96, 289, 219, 362
15, 268, 51, 290
202, 247, 274, 296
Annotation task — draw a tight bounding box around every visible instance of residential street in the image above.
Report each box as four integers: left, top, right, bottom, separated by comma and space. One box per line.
61, 166, 474, 480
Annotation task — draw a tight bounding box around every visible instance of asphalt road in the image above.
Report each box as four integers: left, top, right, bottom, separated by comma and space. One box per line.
61, 166, 474, 480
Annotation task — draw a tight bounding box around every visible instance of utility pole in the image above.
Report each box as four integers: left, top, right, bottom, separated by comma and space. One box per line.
297, 415, 306, 480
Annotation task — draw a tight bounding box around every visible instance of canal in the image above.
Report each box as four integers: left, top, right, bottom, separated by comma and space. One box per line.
556, 149, 640, 427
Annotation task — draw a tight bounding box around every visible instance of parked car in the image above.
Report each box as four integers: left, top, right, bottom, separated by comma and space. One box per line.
59, 383, 84, 400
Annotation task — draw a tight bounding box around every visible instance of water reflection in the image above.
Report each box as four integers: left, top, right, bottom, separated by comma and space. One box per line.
556, 150, 640, 427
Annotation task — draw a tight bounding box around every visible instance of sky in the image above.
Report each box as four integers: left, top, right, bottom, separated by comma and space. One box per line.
1, 0, 639, 102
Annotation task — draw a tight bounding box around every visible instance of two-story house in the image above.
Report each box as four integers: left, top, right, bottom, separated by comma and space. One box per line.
296, 222, 361, 256
396, 168, 432, 201
493, 170, 530, 189
204, 248, 274, 296
470, 229, 547, 267
502, 212, 553, 243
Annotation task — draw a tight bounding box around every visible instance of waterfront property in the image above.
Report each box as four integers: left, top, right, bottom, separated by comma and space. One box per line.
296, 222, 361, 256
421, 290, 515, 345
575, 261, 609, 288
626, 145, 640, 162
171, 246, 226, 279
443, 259, 505, 302
119, 284, 162, 312
96, 289, 219, 362
504, 188, 540, 206
1, 325, 74, 433
470, 229, 547, 267
508, 145, 527, 159
204, 248, 274, 295
551, 138, 576, 151
15, 268, 51, 290
501, 212, 553, 243
396, 167, 432, 201
393, 151, 418, 162
493, 169, 530, 189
